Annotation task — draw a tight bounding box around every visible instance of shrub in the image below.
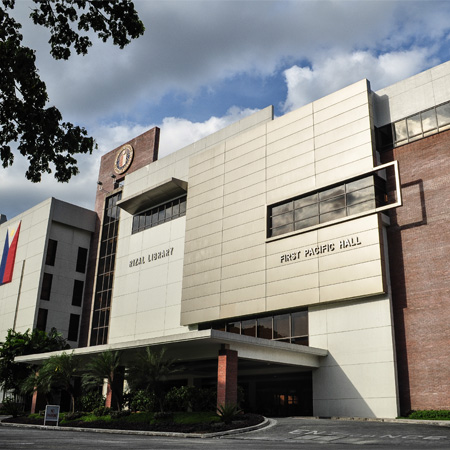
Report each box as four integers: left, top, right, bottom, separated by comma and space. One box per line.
407, 410, 450, 420
190, 387, 216, 412
64, 411, 86, 421
110, 410, 131, 419
1, 397, 24, 417
154, 411, 174, 422
79, 391, 105, 412
217, 403, 241, 424
92, 406, 112, 417
128, 389, 155, 412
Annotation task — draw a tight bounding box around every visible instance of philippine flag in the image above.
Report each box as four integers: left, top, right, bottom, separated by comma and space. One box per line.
0, 221, 21, 285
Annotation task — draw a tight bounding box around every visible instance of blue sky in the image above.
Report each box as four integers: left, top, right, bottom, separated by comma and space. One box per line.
2, 0, 450, 219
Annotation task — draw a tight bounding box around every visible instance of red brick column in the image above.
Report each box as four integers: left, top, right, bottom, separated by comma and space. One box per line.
30, 389, 38, 414
105, 382, 112, 408
217, 349, 238, 409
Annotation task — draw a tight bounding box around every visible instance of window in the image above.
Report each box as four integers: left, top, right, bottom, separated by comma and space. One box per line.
76, 247, 88, 273
268, 174, 386, 238
68, 314, 80, 342
36, 308, 48, 331
45, 239, 58, 266
204, 309, 309, 346
132, 195, 187, 234
72, 279, 84, 307
377, 100, 450, 150
40, 273, 53, 300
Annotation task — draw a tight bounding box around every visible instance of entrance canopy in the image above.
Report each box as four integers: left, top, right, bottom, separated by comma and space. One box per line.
15, 329, 327, 369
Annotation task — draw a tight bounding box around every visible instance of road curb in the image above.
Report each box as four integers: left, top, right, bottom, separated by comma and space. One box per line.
0, 415, 272, 438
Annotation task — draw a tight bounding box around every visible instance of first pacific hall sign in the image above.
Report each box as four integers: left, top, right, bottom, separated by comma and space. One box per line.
280, 235, 361, 264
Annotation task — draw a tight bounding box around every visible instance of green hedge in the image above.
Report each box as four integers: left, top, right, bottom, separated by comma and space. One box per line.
406, 410, 450, 420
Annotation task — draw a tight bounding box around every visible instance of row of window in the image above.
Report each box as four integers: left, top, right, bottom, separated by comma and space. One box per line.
132, 195, 187, 234
201, 310, 308, 346
90, 192, 122, 346
268, 174, 387, 238
40, 273, 84, 307
377, 100, 450, 149
36, 309, 80, 342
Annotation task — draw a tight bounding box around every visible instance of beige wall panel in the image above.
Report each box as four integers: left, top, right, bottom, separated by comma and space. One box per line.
313, 91, 369, 124
267, 103, 312, 133
225, 168, 265, 195
220, 297, 266, 318
135, 308, 166, 335
136, 286, 167, 312
266, 288, 319, 311
188, 165, 224, 188
316, 156, 374, 186
315, 144, 373, 174
224, 123, 267, 150
164, 305, 183, 332
221, 257, 266, 279
223, 193, 266, 217
224, 147, 265, 173
183, 243, 222, 265
222, 206, 265, 230
266, 257, 319, 282
224, 183, 266, 206
266, 230, 319, 256
221, 233, 265, 255
188, 174, 224, 197
221, 244, 266, 267
111, 294, 138, 319
432, 73, 450, 105
222, 219, 265, 243
314, 117, 371, 150
317, 215, 378, 241
266, 137, 314, 167
319, 243, 381, 271
188, 147, 224, 178
320, 260, 382, 287
165, 281, 183, 306
314, 104, 371, 137
187, 185, 224, 209
267, 115, 313, 144
314, 129, 371, 162
266, 151, 315, 180
266, 163, 315, 192
185, 225, 222, 246
225, 135, 266, 161
313, 79, 368, 112
183, 256, 222, 277
220, 284, 266, 305
266, 272, 318, 297
181, 306, 220, 325
221, 270, 265, 292
319, 275, 384, 303
183, 268, 222, 289
182, 281, 220, 301
266, 177, 317, 206
181, 294, 220, 313
186, 198, 223, 222
225, 161, 266, 186
185, 207, 223, 230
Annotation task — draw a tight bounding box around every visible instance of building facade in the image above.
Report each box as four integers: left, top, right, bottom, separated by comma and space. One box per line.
3, 61, 450, 418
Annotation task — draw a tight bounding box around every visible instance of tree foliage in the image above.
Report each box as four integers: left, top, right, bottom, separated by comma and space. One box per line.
0, 327, 69, 396
127, 347, 178, 412
0, 0, 144, 182
82, 349, 122, 410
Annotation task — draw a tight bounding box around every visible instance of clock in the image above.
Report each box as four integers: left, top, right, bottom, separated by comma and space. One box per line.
114, 144, 134, 175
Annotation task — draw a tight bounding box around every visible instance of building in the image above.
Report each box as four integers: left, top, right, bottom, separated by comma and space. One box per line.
2, 61, 450, 418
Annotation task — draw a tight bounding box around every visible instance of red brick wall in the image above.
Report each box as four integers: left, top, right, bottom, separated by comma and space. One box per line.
217, 349, 238, 408
381, 130, 450, 414
79, 128, 160, 347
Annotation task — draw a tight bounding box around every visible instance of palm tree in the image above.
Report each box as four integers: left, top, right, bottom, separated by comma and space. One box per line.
127, 347, 177, 412
82, 350, 122, 410
37, 352, 79, 412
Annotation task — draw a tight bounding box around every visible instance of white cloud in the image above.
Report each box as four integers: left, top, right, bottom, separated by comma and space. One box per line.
282, 49, 437, 112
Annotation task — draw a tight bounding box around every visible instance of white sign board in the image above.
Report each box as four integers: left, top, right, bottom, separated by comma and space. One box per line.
44, 405, 60, 426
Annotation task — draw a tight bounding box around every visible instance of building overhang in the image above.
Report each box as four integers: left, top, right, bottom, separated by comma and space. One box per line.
117, 178, 187, 215
15, 330, 327, 369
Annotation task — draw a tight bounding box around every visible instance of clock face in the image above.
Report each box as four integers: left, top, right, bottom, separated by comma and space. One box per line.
114, 144, 134, 175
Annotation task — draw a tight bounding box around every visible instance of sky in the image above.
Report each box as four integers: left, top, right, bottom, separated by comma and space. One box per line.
2, 0, 450, 220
